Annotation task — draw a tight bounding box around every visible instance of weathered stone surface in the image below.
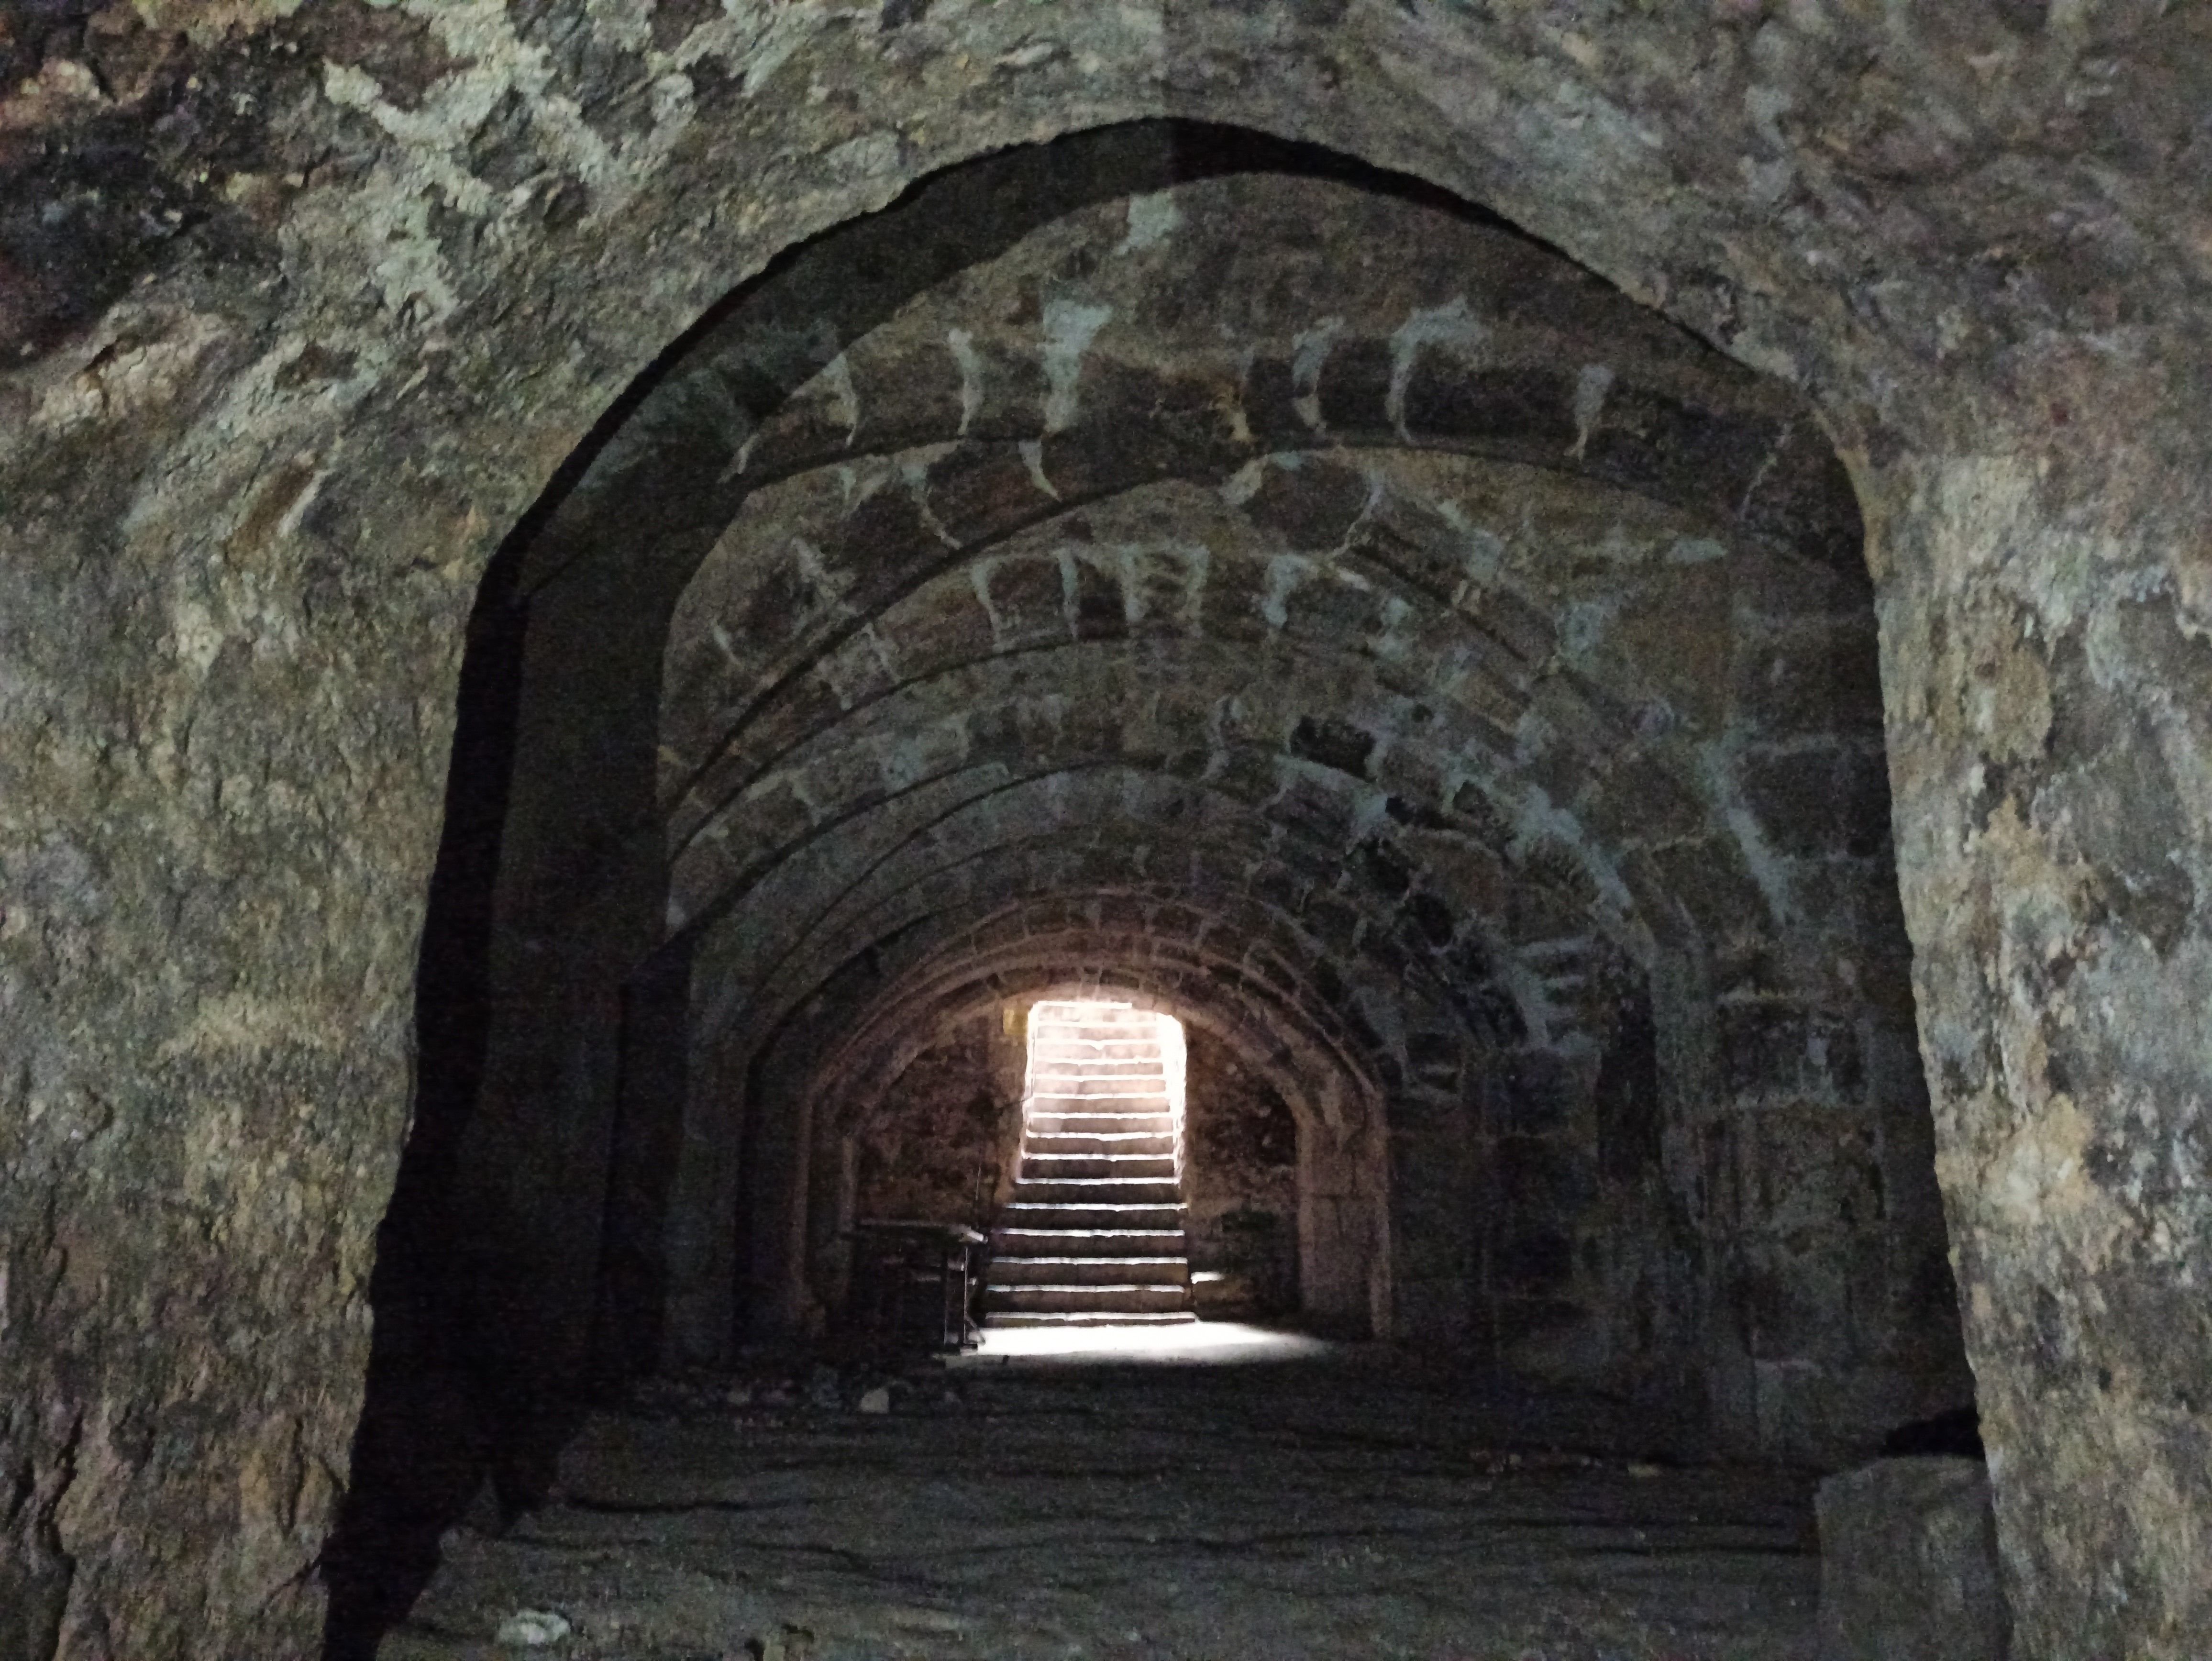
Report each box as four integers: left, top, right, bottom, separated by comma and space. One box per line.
1183, 1030, 1301, 1315
1818, 1456, 2011, 1661
850, 1014, 1022, 1233
0, 1, 2206, 1656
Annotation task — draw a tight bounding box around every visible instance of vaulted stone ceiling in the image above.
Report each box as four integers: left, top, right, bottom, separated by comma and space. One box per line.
443, 139, 1933, 1436
596, 156, 1893, 1154
9, 5, 2212, 1658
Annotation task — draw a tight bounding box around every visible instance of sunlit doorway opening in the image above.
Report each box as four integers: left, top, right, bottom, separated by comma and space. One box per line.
980, 1000, 1194, 1328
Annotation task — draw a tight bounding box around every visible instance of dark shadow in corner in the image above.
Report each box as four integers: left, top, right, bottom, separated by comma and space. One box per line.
316, 565, 528, 1661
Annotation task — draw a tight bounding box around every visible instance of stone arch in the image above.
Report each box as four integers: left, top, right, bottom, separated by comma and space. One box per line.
73, 42, 2106, 1661
0, 4, 2198, 1651
703, 887, 1424, 1340
395, 115, 1928, 1480
800, 966, 1393, 1338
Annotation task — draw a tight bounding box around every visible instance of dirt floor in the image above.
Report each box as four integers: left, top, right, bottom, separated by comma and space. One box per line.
376, 1326, 1821, 1661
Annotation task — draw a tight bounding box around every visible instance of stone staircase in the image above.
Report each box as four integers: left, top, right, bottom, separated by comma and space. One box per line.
983, 1002, 1196, 1327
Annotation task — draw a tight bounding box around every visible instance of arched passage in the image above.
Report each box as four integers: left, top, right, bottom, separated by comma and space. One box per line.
801, 974, 1389, 1337
11, 11, 2202, 1656
321, 127, 1978, 1659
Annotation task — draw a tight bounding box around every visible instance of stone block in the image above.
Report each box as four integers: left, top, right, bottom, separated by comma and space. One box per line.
1240, 452, 1371, 547
1491, 1047, 1579, 1136
1734, 621, 1884, 740
1816, 1456, 2010, 1661
1493, 1224, 1576, 1292
1495, 1132, 1595, 1217
1737, 742, 1891, 858
1741, 1255, 1854, 1366
1638, 835, 1770, 939
1290, 712, 1377, 776
1495, 1293, 1590, 1337
1717, 1003, 1864, 1103
1738, 1105, 1881, 1236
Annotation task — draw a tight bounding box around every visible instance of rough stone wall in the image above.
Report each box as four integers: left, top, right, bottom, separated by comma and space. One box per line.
642, 165, 1922, 1414
1474, 1022, 1690, 1399
850, 1014, 1020, 1232
1, 3, 2208, 1657
1182, 1029, 1300, 1314
796, 968, 1392, 1339
845, 1015, 1305, 1321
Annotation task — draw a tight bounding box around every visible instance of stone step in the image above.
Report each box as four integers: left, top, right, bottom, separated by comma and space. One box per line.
989, 1256, 1190, 1286
1038, 1092, 1170, 1104
1020, 1153, 1177, 1181
1029, 1083, 1172, 1101
1025, 1127, 1170, 1140
1029, 1035, 1164, 1052
1026, 1057, 1168, 1070
1012, 1177, 1182, 1206
983, 1282, 1194, 1315
1033, 1045, 1161, 1055
1027, 1125, 1173, 1138
1029, 1083, 1167, 1097
984, 1310, 1199, 1328
1027, 1080, 1170, 1092
1025, 1131, 1175, 1157
1000, 1202, 1184, 1230
1029, 1080, 1170, 1095
990, 1002, 1190, 1330
1030, 1110, 1185, 1123
1029, 1103, 1174, 1118
990, 1228, 1189, 1256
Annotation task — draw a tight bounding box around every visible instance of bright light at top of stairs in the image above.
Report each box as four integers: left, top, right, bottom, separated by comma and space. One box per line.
1025, 1000, 1185, 1115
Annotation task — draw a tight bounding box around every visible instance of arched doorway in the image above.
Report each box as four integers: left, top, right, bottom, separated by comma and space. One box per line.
329, 121, 1972, 1655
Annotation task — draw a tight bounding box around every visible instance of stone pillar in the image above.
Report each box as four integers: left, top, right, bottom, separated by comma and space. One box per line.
1877, 437, 2212, 1655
